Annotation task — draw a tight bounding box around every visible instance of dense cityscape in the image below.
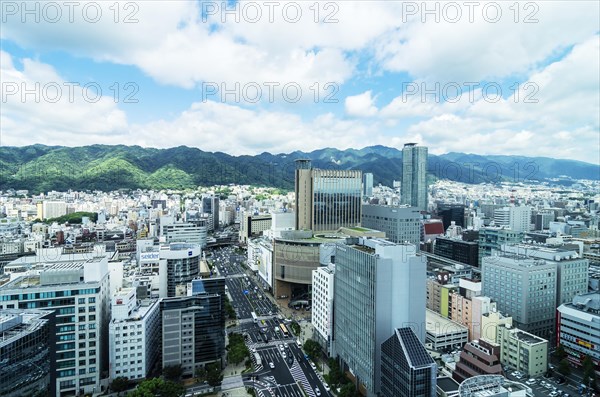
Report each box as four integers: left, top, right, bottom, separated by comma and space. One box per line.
2, 1, 599, 397
0, 144, 599, 397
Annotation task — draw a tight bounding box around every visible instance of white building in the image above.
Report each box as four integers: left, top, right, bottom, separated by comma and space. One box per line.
108, 288, 161, 381
162, 223, 207, 248
312, 264, 335, 355
425, 309, 469, 351
493, 206, 532, 233
248, 237, 274, 290
42, 200, 67, 220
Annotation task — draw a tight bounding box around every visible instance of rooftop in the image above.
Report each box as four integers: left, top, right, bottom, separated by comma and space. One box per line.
426, 309, 468, 335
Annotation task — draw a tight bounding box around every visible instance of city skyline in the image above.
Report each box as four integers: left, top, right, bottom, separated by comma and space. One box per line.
1, 2, 598, 163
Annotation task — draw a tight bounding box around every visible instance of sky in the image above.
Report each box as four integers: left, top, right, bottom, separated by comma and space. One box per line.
1, 1, 599, 164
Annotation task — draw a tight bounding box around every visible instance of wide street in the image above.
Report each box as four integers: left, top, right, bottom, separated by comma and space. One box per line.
208, 246, 331, 397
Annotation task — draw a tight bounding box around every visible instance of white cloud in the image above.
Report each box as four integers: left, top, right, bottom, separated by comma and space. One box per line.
345, 91, 378, 117
0, 51, 128, 145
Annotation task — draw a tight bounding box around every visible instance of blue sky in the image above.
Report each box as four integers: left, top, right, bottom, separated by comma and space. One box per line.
1, 1, 599, 163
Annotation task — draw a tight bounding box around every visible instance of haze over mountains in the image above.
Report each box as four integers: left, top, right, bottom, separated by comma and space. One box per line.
0, 144, 597, 193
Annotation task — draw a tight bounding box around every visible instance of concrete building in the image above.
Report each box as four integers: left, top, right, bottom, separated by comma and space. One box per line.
437, 203, 466, 230
493, 206, 532, 233
273, 230, 346, 300
312, 264, 335, 355
478, 227, 523, 266
247, 237, 274, 291
294, 159, 362, 232
0, 258, 111, 396
361, 204, 421, 247
158, 243, 201, 298
453, 339, 503, 383
425, 309, 469, 352
160, 277, 225, 378
0, 309, 55, 397
239, 213, 272, 244
426, 277, 457, 319
481, 254, 557, 340
497, 325, 548, 377
333, 238, 426, 396
401, 143, 428, 212
42, 200, 67, 220
480, 309, 513, 345
501, 243, 589, 307
108, 288, 161, 381
556, 293, 600, 373
163, 222, 207, 248
381, 327, 437, 397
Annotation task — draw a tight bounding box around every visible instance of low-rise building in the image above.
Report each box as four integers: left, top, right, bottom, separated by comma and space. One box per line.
426, 309, 468, 352
453, 340, 502, 383
497, 325, 548, 377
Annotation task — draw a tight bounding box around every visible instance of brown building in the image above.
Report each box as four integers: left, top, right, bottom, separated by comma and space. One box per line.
453, 339, 503, 383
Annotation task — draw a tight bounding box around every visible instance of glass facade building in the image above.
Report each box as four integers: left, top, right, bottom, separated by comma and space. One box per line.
333, 238, 426, 396
0, 310, 56, 397
160, 277, 225, 377
295, 160, 362, 232
401, 143, 428, 212
381, 327, 437, 397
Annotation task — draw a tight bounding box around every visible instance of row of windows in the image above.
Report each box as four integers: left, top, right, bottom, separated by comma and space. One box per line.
0, 288, 100, 301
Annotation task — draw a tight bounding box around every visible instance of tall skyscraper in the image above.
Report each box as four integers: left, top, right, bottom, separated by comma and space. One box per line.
202, 195, 220, 231
363, 172, 373, 197
381, 327, 437, 397
401, 143, 428, 211
333, 238, 426, 396
294, 159, 362, 232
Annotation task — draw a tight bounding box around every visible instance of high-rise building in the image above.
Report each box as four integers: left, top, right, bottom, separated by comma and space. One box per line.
294, 159, 362, 232
0, 258, 111, 396
42, 200, 67, 220
239, 213, 272, 244
557, 293, 600, 373
333, 238, 426, 396
108, 288, 161, 381
159, 243, 201, 298
202, 196, 220, 231
437, 203, 465, 230
312, 264, 335, 355
363, 173, 373, 197
501, 243, 589, 307
381, 327, 437, 397
160, 277, 225, 378
401, 143, 428, 211
493, 206, 532, 233
0, 309, 56, 397
481, 254, 557, 339
361, 204, 421, 247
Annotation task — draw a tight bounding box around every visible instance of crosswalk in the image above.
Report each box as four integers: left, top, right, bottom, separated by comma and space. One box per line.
289, 362, 316, 397
250, 350, 264, 371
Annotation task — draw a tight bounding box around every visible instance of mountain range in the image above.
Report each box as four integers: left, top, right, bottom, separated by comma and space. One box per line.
0, 144, 598, 193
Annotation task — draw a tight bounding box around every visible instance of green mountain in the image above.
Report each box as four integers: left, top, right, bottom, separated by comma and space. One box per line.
0, 145, 597, 193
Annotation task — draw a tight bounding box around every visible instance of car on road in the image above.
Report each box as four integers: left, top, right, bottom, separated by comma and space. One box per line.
310, 361, 316, 370
315, 388, 321, 396
282, 352, 287, 359
251, 347, 256, 353
296, 340, 302, 347
549, 392, 558, 397
324, 384, 330, 392
269, 362, 275, 369
526, 379, 536, 385
284, 343, 289, 349
279, 344, 285, 351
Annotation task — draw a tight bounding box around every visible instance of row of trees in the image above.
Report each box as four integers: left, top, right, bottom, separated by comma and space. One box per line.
109, 362, 224, 396
228, 332, 250, 365
554, 344, 598, 391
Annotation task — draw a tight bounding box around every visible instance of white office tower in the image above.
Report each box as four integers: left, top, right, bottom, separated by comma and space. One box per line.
493, 206, 532, 232
108, 288, 161, 381
0, 258, 111, 396
312, 263, 335, 355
